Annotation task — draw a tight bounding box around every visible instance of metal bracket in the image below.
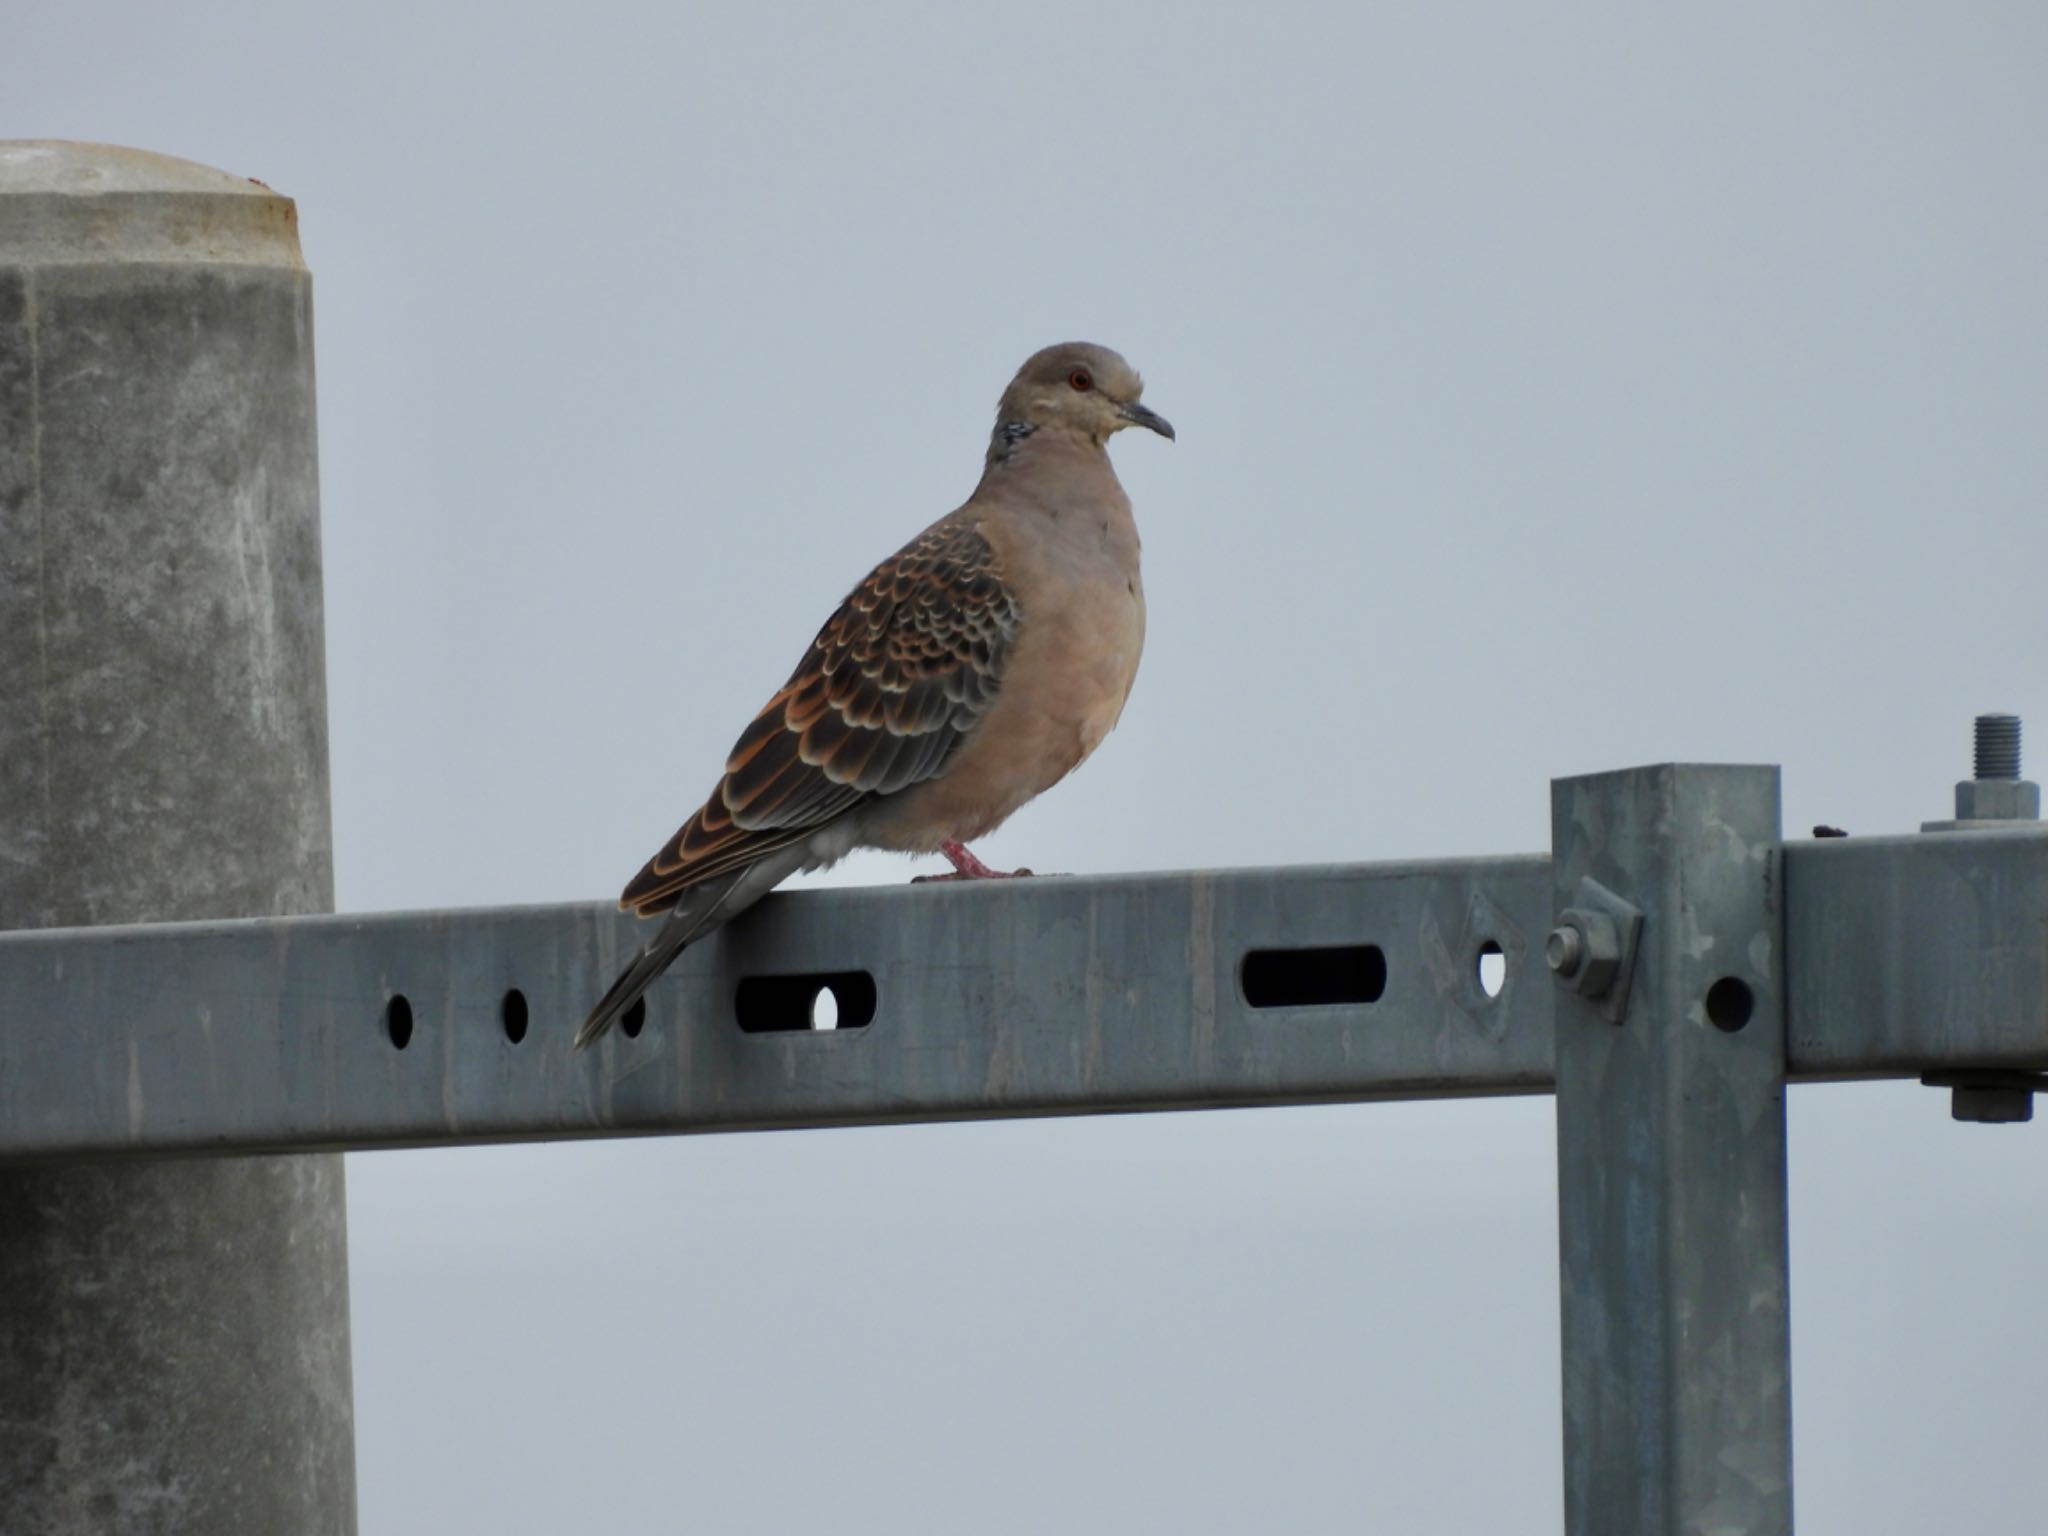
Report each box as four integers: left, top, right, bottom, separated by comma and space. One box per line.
1923, 1069, 2047, 1124
1547, 876, 1644, 1024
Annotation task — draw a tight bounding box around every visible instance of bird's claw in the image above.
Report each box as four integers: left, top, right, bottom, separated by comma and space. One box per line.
915, 841, 1036, 881
912, 865, 1035, 884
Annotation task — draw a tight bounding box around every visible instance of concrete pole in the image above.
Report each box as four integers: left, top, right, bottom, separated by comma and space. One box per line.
0, 143, 356, 1534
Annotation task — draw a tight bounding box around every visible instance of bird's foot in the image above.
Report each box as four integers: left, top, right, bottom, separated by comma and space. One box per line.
911, 840, 1036, 883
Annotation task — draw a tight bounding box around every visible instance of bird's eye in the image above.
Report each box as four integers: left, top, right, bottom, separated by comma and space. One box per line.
1068, 369, 1093, 391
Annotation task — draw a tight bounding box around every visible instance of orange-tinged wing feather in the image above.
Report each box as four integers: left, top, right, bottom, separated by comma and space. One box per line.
619, 516, 1020, 916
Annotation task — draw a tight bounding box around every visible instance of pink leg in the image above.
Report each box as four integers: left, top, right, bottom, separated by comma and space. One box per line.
911, 839, 1035, 883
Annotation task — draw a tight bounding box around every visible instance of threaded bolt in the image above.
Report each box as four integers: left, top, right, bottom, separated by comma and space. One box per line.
1974, 714, 2021, 781
1546, 924, 1585, 978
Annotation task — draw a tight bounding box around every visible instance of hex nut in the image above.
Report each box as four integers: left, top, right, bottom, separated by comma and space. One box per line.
1953, 779, 2042, 823
1552, 907, 1621, 997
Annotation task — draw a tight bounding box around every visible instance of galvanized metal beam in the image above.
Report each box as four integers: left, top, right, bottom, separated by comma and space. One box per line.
1784, 828, 2048, 1077
1551, 764, 1792, 1536
0, 857, 1554, 1161
1, 827, 2043, 1163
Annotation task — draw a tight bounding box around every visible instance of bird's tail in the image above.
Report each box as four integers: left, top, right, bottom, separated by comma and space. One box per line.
574, 922, 694, 1050
574, 850, 807, 1050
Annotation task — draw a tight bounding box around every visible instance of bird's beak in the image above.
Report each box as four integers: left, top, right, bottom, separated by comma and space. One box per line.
1118, 401, 1176, 441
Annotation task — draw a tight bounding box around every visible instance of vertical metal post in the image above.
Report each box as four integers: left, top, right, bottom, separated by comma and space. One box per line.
1550, 765, 1791, 1535
0, 143, 356, 1533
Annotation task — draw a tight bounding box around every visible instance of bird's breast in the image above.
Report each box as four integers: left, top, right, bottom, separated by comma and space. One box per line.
862, 497, 1144, 852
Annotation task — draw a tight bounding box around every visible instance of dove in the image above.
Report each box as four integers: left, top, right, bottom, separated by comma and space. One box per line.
575, 342, 1172, 1048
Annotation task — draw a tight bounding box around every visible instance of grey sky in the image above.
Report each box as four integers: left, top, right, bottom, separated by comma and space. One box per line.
10, 1, 2047, 1530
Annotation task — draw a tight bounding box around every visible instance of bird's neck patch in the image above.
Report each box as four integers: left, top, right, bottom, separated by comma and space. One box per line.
987, 419, 1036, 467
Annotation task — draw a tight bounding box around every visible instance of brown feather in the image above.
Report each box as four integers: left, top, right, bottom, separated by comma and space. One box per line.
616, 517, 1021, 914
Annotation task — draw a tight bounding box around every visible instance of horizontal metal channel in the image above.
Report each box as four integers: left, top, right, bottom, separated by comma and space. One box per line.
1784, 828, 2048, 1077
1, 830, 2043, 1161
0, 858, 1555, 1160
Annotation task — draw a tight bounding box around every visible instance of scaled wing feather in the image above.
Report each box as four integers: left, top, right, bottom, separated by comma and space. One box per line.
619, 519, 1019, 915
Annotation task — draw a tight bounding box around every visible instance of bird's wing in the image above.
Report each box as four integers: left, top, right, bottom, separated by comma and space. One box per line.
619, 516, 1021, 915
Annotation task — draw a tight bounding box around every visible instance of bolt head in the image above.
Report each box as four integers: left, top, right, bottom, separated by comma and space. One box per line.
1552, 907, 1622, 997
1545, 924, 1584, 977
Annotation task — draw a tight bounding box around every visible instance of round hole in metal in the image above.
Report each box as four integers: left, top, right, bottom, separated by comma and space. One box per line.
501, 988, 529, 1044
1476, 940, 1506, 999
385, 995, 415, 1050
1705, 976, 1754, 1032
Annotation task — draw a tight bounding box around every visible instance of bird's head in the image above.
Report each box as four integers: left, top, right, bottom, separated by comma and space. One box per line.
993, 342, 1175, 449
